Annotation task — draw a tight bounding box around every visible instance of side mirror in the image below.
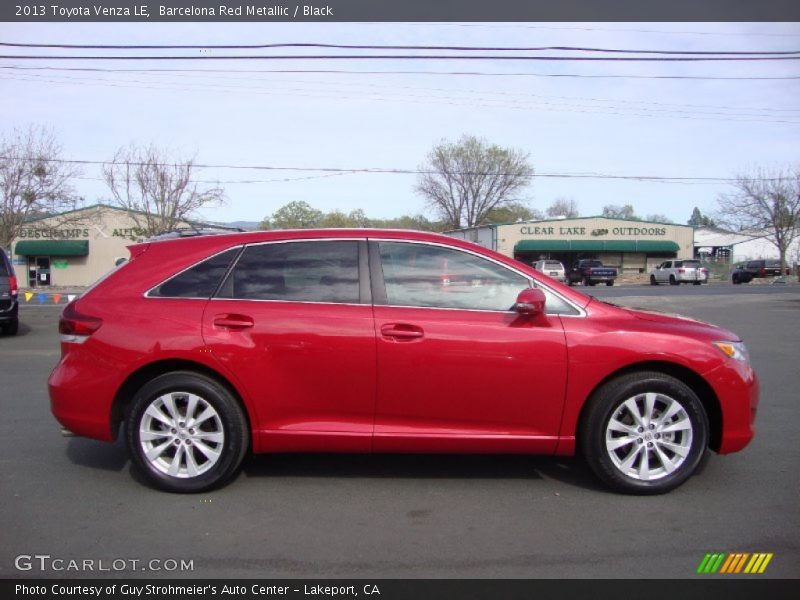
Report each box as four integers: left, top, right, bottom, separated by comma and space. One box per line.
515, 288, 546, 316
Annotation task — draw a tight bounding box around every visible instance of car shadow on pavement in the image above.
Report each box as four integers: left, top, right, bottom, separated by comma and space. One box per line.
66, 436, 129, 471
242, 454, 608, 492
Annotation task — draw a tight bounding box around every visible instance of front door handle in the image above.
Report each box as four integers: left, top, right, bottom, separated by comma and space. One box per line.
380, 323, 424, 340
213, 314, 254, 330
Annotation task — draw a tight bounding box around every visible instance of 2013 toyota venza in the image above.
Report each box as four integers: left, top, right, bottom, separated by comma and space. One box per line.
49, 230, 758, 494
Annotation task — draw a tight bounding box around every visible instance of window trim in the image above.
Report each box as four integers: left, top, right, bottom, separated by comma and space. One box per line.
368, 239, 585, 317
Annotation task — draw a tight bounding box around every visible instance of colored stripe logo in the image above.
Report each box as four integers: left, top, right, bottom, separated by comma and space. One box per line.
697, 552, 773, 574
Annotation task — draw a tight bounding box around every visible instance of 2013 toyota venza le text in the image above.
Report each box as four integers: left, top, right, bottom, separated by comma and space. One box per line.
49, 229, 758, 494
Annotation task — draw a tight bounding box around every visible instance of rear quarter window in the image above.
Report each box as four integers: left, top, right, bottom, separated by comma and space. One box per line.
149, 247, 241, 298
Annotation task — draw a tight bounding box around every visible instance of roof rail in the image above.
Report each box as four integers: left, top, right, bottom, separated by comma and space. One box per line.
145, 224, 245, 242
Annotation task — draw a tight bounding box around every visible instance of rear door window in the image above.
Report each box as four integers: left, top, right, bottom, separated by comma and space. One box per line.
219, 240, 361, 304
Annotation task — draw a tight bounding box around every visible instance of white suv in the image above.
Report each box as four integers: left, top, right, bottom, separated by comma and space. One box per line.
650, 259, 708, 285
532, 260, 566, 282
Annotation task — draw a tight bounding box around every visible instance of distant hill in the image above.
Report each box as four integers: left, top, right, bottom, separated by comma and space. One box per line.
219, 220, 260, 231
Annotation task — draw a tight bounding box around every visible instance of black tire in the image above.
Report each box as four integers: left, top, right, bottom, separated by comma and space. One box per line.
2, 319, 18, 335
606, 280, 614, 286
126, 371, 249, 493
669, 275, 678, 286
732, 275, 740, 284
583, 277, 595, 287
693, 281, 702, 285
650, 275, 658, 286
579, 371, 709, 495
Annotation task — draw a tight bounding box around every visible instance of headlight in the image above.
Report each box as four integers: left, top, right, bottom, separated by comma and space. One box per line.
713, 341, 750, 363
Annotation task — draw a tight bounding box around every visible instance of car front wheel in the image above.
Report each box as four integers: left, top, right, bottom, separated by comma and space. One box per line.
580, 372, 709, 494
126, 371, 248, 493
650, 275, 658, 285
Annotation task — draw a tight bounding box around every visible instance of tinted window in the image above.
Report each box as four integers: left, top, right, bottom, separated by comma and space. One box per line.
544, 261, 562, 269
683, 260, 701, 268
379, 242, 528, 311
221, 241, 360, 303
765, 260, 781, 268
150, 247, 240, 298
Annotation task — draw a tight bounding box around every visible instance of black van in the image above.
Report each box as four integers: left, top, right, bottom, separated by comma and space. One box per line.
0, 248, 19, 335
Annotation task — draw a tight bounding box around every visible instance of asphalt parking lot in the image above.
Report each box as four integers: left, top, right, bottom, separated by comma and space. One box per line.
1, 286, 798, 579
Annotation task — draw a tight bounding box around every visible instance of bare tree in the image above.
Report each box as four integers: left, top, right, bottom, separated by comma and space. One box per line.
415, 135, 533, 229
0, 125, 81, 249
103, 144, 224, 237
546, 197, 580, 218
602, 204, 640, 220
717, 166, 800, 274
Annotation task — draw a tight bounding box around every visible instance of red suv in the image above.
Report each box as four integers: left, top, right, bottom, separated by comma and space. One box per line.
49, 230, 758, 494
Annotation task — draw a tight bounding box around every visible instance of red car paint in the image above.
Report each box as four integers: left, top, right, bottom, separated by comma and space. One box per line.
49, 229, 757, 462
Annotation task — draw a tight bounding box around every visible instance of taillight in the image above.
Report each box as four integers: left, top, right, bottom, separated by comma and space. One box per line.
759, 267, 766, 276
8, 275, 17, 296
586, 268, 593, 274
59, 301, 102, 344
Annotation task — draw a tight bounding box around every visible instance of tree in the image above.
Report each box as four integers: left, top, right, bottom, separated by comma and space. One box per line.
716, 166, 800, 274
546, 197, 580, 219
261, 201, 323, 229
0, 125, 81, 249
415, 135, 533, 229
646, 214, 673, 223
483, 201, 542, 224
687, 206, 716, 228
103, 143, 224, 237
602, 204, 640, 220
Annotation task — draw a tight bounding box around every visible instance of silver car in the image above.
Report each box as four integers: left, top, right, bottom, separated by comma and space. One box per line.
649, 259, 708, 285
532, 259, 566, 282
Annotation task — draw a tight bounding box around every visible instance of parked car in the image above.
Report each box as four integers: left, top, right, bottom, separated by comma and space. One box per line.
731, 262, 754, 285
649, 259, 708, 286
731, 259, 786, 284
49, 229, 758, 495
0, 248, 19, 336
532, 259, 566, 282
567, 259, 617, 286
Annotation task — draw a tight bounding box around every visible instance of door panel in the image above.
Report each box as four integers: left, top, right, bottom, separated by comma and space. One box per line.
203, 300, 376, 451
373, 306, 568, 452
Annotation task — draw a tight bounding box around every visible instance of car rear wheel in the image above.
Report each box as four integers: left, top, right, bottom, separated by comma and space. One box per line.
580, 372, 709, 494
606, 280, 614, 286
669, 275, 678, 285
126, 371, 248, 493
2, 319, 18, 335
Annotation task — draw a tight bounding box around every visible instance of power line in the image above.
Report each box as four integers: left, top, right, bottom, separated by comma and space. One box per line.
2, 65, 798, 81
2, 155, 791, 183
2, 41, 799, 55
2, 53, 800, 62
6, 71, 799, 124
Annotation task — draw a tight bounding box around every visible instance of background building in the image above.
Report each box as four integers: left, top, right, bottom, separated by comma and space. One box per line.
694, 227, 800, 267
448, 216, 694, 274
11, 204, 201, 289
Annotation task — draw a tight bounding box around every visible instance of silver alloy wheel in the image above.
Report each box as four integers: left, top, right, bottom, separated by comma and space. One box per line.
139, 392, 225, 478
605, 392, 693, 481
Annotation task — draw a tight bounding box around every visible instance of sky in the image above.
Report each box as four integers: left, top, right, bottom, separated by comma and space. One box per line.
2, 21, 799, 226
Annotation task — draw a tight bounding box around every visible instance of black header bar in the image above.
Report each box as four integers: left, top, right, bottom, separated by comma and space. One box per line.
4, 0, 800, 22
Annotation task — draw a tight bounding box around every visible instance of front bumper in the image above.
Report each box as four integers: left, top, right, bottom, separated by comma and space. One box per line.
704, 359, 759, 454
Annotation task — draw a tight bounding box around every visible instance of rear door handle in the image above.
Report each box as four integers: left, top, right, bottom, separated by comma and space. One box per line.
213, 314, 254, 330
380, 323, 424, 340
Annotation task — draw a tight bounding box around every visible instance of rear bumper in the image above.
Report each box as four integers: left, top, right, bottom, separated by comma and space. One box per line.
48, 347, 122, 442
